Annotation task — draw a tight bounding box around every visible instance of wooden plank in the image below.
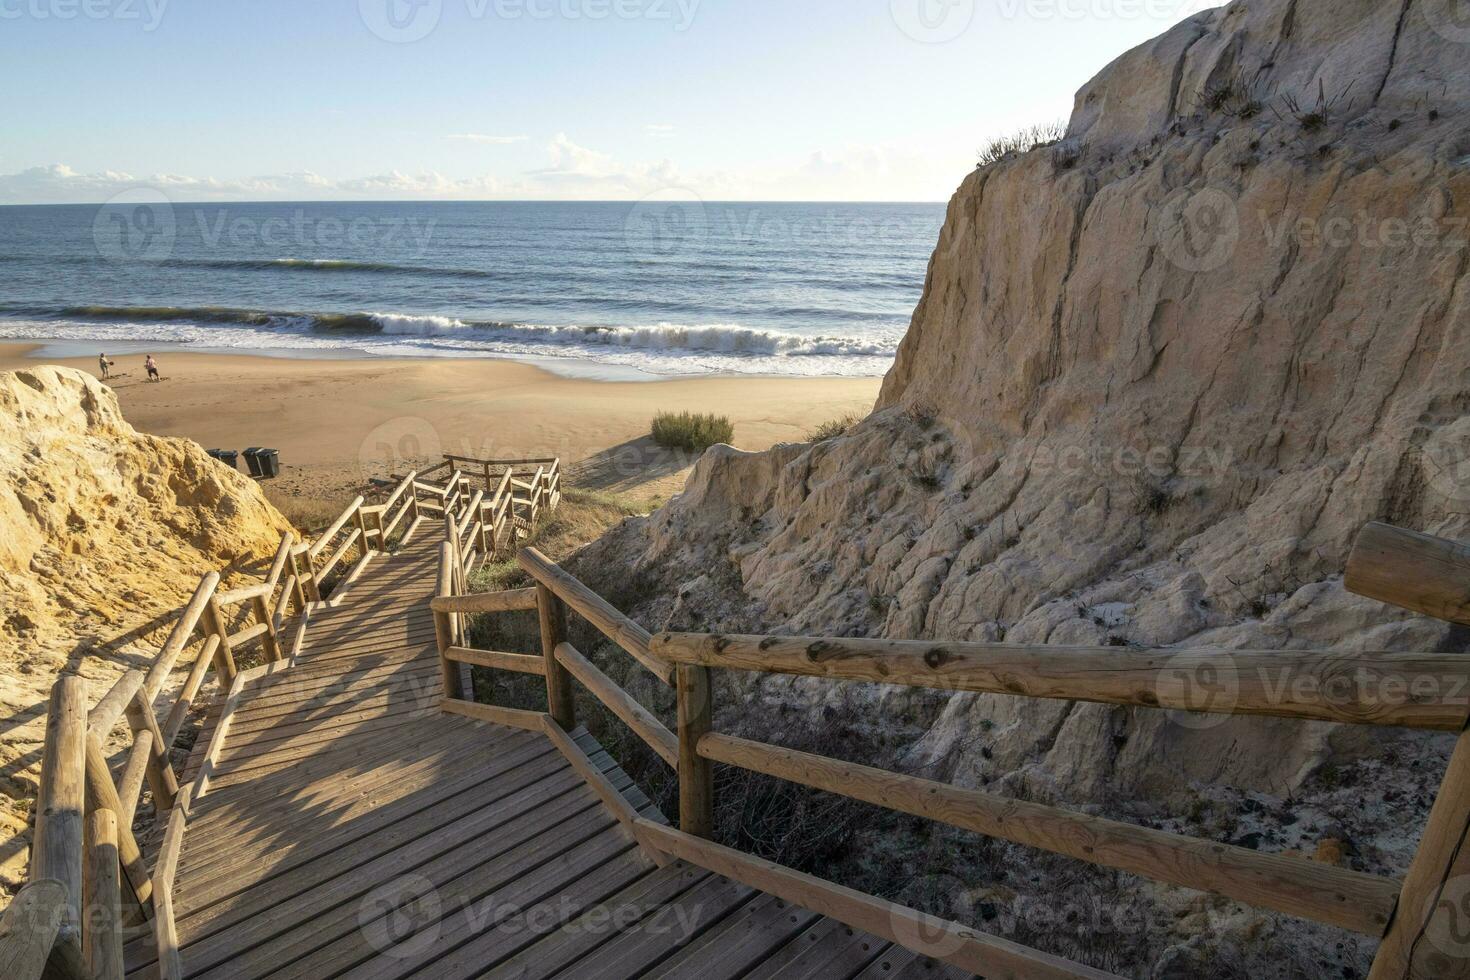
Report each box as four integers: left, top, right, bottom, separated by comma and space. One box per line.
538, 585, 577, 729
677, 665, 714, 838
441, 697, 547, 731
644, 891, 821, 980
519, 546, 674, 685
651, 633, 1470, 731
430, 587, 540, 614
1347, 522, 1470, 626
551, 870, 757, 980
33, 677, 85, 941
557, 642, 677, 766
327, 825, 644, 980
742, 918, 892, 979
636, 820, 1121, 980
1370, 727, 1470, 979
703, 733, 1398, 936
0, 879, 68, 980
163, 761, 600, 978
480, 863, 710, 980
446, 646, 546, 674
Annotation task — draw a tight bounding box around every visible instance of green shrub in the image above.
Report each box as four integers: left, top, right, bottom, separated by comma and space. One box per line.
650, 411, 734, 452
809, 413, 862, 442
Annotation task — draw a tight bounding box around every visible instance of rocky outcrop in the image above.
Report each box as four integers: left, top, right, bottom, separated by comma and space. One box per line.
579, 0, 1470, 974
0, 366, 291, 894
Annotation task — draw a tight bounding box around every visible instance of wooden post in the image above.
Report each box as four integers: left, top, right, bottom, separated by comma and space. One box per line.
677, 664, 714, 838
536, 584, 576, 730
81, 735, 153, 912
1370, 728, 1470, 979
0, 880, 71, 980
34, 677, 85, 944
353, 504, 370, 559
251, 593, 281, 662
435, 540, 464, 700
201, 597, 238, 687
123, 694, 178, 814
84, 810, 124, 980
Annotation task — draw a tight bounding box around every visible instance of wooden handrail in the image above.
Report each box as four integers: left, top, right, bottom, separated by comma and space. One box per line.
650, 633, 1470, 731
1347, 521, 1470, 626
143, 572, 218, 701
699, 732, 1396, 934
215, 582, 271, 606
518, 547, 674, 686
307, 496, 363, 559
429, 587, 539, 614
557, 642, 677, 766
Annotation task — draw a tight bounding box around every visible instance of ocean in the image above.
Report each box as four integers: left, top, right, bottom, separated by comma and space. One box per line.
0, 200, 944, 378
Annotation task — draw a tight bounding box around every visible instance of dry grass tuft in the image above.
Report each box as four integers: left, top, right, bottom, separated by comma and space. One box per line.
809, 413, 863, 442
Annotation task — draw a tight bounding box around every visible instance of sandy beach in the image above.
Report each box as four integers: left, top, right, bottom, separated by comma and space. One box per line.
0, 343, 880, 510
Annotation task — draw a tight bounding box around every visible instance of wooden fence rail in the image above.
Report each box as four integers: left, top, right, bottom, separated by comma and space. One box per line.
435, 520, 1470, 979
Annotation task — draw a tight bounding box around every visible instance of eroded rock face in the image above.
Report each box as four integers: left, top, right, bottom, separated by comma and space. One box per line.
0, 366, 292, 891
578, 1, 1469, 972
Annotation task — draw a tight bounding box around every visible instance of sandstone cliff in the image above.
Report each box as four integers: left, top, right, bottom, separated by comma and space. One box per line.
0, 366, 291, 894
578, 0, 1470, 974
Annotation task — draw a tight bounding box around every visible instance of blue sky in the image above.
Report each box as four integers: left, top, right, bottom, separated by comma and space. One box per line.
0, 0, 1219, 203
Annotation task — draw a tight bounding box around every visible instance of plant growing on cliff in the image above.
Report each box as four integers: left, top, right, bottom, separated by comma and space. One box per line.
650, 411, 734, 452
809, 413, 862, 441
976, 121, 1066, 168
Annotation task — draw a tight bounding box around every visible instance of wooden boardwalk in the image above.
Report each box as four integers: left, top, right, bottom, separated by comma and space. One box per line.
121, 528, 969, 980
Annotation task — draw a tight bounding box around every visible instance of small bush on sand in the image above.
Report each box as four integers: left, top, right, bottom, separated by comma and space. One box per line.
809, 413, 862, 441
650, 411, 734, 452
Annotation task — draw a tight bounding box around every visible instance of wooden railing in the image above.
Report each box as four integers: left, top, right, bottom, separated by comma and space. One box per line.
3, 466, 441, 978
434, 521, 1470, 980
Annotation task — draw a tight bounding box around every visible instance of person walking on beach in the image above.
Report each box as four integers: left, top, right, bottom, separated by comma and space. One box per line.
98, 353, 112, 379
145, 354, 160, 382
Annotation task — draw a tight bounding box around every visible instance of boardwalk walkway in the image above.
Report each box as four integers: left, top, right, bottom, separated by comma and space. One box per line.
122, 526, 966, 980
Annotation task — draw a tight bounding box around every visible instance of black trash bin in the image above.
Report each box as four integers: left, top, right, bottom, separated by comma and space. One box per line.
256, 448, 281, 479
213, 450, 240, 470
206, 449, 221, 461
242, 447, 264, 477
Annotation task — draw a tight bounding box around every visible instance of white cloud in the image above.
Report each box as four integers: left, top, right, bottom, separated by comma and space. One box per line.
445, 134, 528, 144
644, 124, 676, 136
0, 138, 970, 204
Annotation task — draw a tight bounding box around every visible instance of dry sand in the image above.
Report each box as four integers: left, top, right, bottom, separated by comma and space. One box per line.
0, 344, 880, 508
